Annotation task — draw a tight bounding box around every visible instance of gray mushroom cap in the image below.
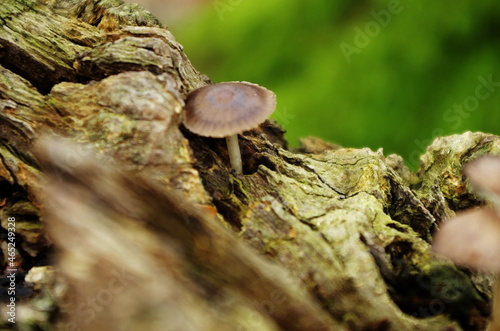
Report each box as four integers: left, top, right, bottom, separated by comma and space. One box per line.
183, 82, 276, 138
432, 207, 500, 272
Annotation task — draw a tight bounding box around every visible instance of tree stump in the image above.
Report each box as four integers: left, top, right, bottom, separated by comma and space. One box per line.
0, 1, 498, 330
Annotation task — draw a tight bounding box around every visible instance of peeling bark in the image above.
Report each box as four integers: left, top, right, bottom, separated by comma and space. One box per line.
0, 1, 499, 330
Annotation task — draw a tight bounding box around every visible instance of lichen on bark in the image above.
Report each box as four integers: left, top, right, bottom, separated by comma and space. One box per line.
0, 0, 499, 330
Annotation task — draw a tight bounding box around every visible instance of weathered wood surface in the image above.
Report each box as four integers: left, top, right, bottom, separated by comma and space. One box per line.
0, 1, 499, 330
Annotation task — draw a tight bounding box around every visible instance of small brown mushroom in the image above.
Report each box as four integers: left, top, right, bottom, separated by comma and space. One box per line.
432, 155, 500, 331
183, 82, 276, 173
433, 207, 500, 331
432, 207, 500, 272
464, 156, 500, 208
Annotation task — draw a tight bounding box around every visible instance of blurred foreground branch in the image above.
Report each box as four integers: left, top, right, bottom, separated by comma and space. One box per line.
0, 1, 499, 330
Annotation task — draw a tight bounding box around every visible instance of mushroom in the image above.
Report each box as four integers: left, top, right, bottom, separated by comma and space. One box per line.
432, 155, 500, 331
183, 82, 276, 173
433, 207, 500, 331
432, 207, 500, 272
464, 156, 500, 208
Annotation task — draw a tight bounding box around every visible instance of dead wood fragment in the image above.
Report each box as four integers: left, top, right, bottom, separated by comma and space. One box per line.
0, 0, 499, 330
34, 137, 341, 331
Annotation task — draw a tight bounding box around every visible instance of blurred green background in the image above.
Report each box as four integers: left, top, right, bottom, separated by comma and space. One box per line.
133, 0, 500, 169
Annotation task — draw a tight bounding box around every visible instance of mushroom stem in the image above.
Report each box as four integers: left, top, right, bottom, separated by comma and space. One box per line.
487, 278, 500, 331
226, 134, 243, 173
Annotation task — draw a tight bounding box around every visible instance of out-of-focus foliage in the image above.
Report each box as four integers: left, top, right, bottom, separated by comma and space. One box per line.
162, 0, 500, 168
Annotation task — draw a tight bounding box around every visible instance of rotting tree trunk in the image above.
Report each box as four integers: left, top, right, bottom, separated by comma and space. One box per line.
0, 1, 498, 330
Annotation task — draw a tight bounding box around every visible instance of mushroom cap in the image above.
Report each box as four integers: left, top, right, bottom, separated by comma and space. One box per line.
432, 207, 500, 272
464, 155, 500, 200
183, 82, 276, 138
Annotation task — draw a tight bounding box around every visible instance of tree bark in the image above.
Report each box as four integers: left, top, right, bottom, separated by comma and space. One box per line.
0, 1, 498, 330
